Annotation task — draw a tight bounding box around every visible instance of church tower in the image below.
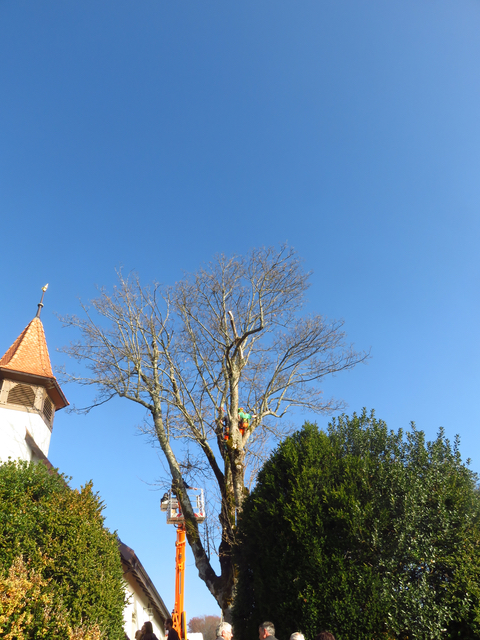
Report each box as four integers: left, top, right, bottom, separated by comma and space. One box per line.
0, 287, 68, 464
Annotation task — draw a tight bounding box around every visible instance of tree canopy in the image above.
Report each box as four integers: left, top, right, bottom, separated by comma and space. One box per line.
233, 412, 480, 640
60, 246, 367, 617
0, 460, 126, 640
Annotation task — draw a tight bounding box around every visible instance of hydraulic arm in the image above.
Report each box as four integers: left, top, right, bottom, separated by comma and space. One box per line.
160, 486, 205, 640
172, 525, 186, 640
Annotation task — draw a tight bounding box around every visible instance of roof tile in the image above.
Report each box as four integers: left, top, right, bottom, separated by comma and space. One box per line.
0, 317, 55, 378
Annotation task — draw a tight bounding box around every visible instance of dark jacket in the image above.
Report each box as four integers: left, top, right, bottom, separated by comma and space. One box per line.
167, 629, 180, 640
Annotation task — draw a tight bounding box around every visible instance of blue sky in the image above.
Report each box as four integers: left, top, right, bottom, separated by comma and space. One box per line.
1, 0, 480, 621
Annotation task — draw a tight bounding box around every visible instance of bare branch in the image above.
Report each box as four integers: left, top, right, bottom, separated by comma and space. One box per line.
58, 247, 368, 619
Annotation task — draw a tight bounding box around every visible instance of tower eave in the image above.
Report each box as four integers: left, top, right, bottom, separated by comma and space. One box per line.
0, 368, 69, 411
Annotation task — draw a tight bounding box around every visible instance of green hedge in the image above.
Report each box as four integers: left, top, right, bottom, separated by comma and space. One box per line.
233, 413, 480, 640
0, 459, 126, 640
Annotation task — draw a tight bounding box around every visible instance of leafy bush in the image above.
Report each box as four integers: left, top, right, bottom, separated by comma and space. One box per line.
0, 555, 103, 640
0, 460, 125, 640
233, 412, 480, 640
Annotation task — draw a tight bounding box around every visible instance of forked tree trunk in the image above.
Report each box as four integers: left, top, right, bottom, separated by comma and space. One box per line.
59, 248, 368, 622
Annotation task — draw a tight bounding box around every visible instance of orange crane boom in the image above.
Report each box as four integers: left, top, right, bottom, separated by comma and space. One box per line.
172, 525, 187, 640
160, 486, 205, 640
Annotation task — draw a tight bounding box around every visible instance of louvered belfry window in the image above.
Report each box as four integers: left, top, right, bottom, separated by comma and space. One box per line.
8, 383, 36, 408
43, 396, 53, 422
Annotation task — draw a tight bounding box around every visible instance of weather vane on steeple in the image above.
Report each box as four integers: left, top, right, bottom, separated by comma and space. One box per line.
36, 284, 49, 318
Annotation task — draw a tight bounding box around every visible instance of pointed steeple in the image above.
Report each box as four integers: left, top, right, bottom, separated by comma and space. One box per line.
0, 291, 68, 411
0, 317, 54, 378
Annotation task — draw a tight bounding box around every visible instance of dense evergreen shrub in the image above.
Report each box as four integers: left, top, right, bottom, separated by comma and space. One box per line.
233, 412, 480, 640
0, 459, 125, 640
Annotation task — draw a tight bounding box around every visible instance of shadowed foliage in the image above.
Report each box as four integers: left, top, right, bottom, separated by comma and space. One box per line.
233, 412, 480, 640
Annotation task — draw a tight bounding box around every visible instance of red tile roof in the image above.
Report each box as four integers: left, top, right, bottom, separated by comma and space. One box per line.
0, 317, 54, 378
0, 316, 69, 410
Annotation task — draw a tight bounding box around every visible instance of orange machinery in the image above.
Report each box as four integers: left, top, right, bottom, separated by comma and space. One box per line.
161, 487, 206, 640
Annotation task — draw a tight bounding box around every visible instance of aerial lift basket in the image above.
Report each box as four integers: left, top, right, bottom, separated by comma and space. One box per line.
161, 487, 206, 524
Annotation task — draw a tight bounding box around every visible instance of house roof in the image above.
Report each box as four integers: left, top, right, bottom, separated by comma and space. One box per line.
0, 317, 68, 410
119, 539, 170, 622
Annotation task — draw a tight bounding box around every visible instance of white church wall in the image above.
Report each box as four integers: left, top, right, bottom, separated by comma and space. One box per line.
0, 406, 51, 464
123, 571, 165, 640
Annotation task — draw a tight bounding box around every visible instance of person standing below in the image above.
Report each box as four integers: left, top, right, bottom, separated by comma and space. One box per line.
142, 621, 159, 640
216, 621, 233, 640
315, 632, 335, 640
165, 618, 180, 640
259, 621, 278, 640
290, 633, 305, 640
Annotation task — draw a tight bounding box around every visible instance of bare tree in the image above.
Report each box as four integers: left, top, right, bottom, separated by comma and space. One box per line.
188, 615, 221, 640
59, 246, 368, 620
